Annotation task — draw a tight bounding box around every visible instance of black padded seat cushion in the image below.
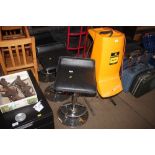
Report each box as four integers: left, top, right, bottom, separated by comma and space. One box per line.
54, 57, 96, 95
36, 43, 72, 71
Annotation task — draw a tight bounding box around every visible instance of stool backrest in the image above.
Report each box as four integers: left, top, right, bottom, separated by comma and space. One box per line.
0, 37, 38, 81
36, 42, 69, 68
59, 56, 95, 69
34, 32, 56, 46
36, 42, 66, 55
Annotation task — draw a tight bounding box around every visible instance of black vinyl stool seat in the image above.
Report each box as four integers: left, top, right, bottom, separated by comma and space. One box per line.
54, 57, 96, 126
37, 43, 72, 102
35, 32, 57, 82
37, 42, 70, 77
35, 32, 71, 82
35, 32, 72, 102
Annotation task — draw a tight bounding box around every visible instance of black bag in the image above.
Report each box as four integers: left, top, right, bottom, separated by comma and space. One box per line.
130, 69, 155, 97
123, 40, 144, 69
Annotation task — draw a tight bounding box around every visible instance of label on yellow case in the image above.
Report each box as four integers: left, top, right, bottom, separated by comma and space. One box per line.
109, 52, 119, 65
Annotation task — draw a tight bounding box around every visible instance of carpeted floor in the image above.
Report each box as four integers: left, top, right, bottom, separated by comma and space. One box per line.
39, 81, 155, 129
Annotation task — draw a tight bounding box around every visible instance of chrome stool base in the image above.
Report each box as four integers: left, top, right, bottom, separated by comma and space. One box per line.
44, 85, 70, 102
38, 69, 56, 82
58, 102, 88, 127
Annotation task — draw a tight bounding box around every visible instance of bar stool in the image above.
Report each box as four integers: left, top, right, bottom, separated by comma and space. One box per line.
35, 32, 73, 102
54, 57, 96, 126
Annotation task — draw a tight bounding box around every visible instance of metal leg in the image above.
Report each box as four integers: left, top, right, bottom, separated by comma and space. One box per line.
109, 97, 117, 106
58, 93, 88, 127
72, 93, 77, 112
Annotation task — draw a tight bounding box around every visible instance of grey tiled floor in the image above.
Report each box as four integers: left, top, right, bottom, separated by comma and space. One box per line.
39, 81, 155, 129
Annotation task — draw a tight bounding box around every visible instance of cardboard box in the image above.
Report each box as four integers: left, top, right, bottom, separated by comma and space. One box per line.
0, 71, 38, 113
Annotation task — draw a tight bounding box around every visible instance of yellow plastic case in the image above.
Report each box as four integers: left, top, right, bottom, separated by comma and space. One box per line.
89, 27, 125, 97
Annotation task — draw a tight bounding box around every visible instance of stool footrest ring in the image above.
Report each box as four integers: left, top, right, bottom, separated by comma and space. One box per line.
58, 102, 88, 127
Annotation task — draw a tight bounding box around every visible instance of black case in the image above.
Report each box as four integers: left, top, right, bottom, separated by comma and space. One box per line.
2, 104, 54, 129
0, 71, 54, 129
130, 69, 155, 97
